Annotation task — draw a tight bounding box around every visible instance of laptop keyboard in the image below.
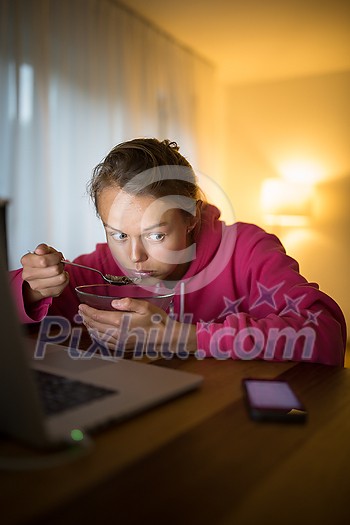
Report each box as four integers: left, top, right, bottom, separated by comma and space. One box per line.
33, 370, 118, 416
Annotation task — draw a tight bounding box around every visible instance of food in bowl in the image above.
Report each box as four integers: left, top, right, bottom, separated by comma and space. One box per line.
75, 284, 174, 311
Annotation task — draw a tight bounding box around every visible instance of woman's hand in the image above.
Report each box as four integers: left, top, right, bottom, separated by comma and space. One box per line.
78, 297, 197, 358
21, 243, 69, 303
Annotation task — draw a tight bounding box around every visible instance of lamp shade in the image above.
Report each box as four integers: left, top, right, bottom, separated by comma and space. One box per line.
261, 179, 314, 226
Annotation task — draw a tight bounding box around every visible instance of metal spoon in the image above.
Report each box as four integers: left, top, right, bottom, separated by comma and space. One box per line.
28, 251, 139, 285
61, 259, 140, 285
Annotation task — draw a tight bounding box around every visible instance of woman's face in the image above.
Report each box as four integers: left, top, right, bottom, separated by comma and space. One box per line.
97, 187, 196, 283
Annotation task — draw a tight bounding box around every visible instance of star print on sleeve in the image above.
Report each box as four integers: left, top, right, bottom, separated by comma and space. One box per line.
250, 281, 285, 311
303, 309, 322, 326
280, 294, 307, 316
197, 320, 213, 334
218, 296, 245, 318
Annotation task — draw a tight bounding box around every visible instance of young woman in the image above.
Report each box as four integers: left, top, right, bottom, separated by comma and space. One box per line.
10, 138, 346, 364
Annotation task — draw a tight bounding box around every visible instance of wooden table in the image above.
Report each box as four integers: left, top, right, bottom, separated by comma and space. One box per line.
1, 336, 349, 525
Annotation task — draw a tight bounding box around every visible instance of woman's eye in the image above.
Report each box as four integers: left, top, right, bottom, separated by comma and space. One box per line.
111, 232, 127, 241
147, 233, 165, 242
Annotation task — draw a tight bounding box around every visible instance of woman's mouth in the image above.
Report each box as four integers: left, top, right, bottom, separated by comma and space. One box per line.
129, 270, 156, 279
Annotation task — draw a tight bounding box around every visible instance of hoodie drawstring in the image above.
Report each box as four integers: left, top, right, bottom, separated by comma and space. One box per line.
179, 281, 185, 323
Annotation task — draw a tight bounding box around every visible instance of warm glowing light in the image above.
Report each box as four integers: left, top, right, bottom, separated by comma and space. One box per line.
264, 214, 310, 227
261, 178, 314, 226
278, 160, 323, 184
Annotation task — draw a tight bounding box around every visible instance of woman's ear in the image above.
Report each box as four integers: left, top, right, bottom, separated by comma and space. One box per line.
187, 200, 203, 234
196, 199, 203, 215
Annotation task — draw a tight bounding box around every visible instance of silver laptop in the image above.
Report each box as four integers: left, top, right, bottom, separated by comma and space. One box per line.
0, 254, 202, 449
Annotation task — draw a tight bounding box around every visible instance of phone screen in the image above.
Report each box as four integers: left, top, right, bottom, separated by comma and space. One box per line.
243, 378, 307, 422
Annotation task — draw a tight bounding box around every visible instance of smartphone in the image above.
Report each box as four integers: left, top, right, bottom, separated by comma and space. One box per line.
242, 378, 307, 423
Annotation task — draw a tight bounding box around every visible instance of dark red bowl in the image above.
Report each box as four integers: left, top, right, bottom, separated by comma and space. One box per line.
75, 284, 174, 311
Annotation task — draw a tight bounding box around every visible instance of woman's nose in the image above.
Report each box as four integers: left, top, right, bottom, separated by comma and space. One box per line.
129, 240, 148, 263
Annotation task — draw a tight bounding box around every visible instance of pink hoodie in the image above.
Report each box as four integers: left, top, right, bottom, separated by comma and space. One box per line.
10, 204, 346, 365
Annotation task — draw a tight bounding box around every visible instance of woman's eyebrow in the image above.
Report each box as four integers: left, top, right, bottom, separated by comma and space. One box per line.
103, 223, 121, 232
142, 222, 168, 232
103, 221, 168, 232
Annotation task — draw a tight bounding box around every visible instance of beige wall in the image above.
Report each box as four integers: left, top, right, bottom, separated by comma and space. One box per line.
212, 71, 350, 333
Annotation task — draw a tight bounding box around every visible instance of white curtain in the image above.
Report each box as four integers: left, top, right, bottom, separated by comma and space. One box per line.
0, 0, 215, 269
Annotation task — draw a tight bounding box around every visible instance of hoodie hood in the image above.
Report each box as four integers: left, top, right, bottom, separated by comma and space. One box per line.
173, 203, 236, 320
180, 203, 224, 280
175, 203, 238, 296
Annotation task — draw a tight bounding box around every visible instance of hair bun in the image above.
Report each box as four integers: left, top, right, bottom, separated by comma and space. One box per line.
163, 140, 179, 151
